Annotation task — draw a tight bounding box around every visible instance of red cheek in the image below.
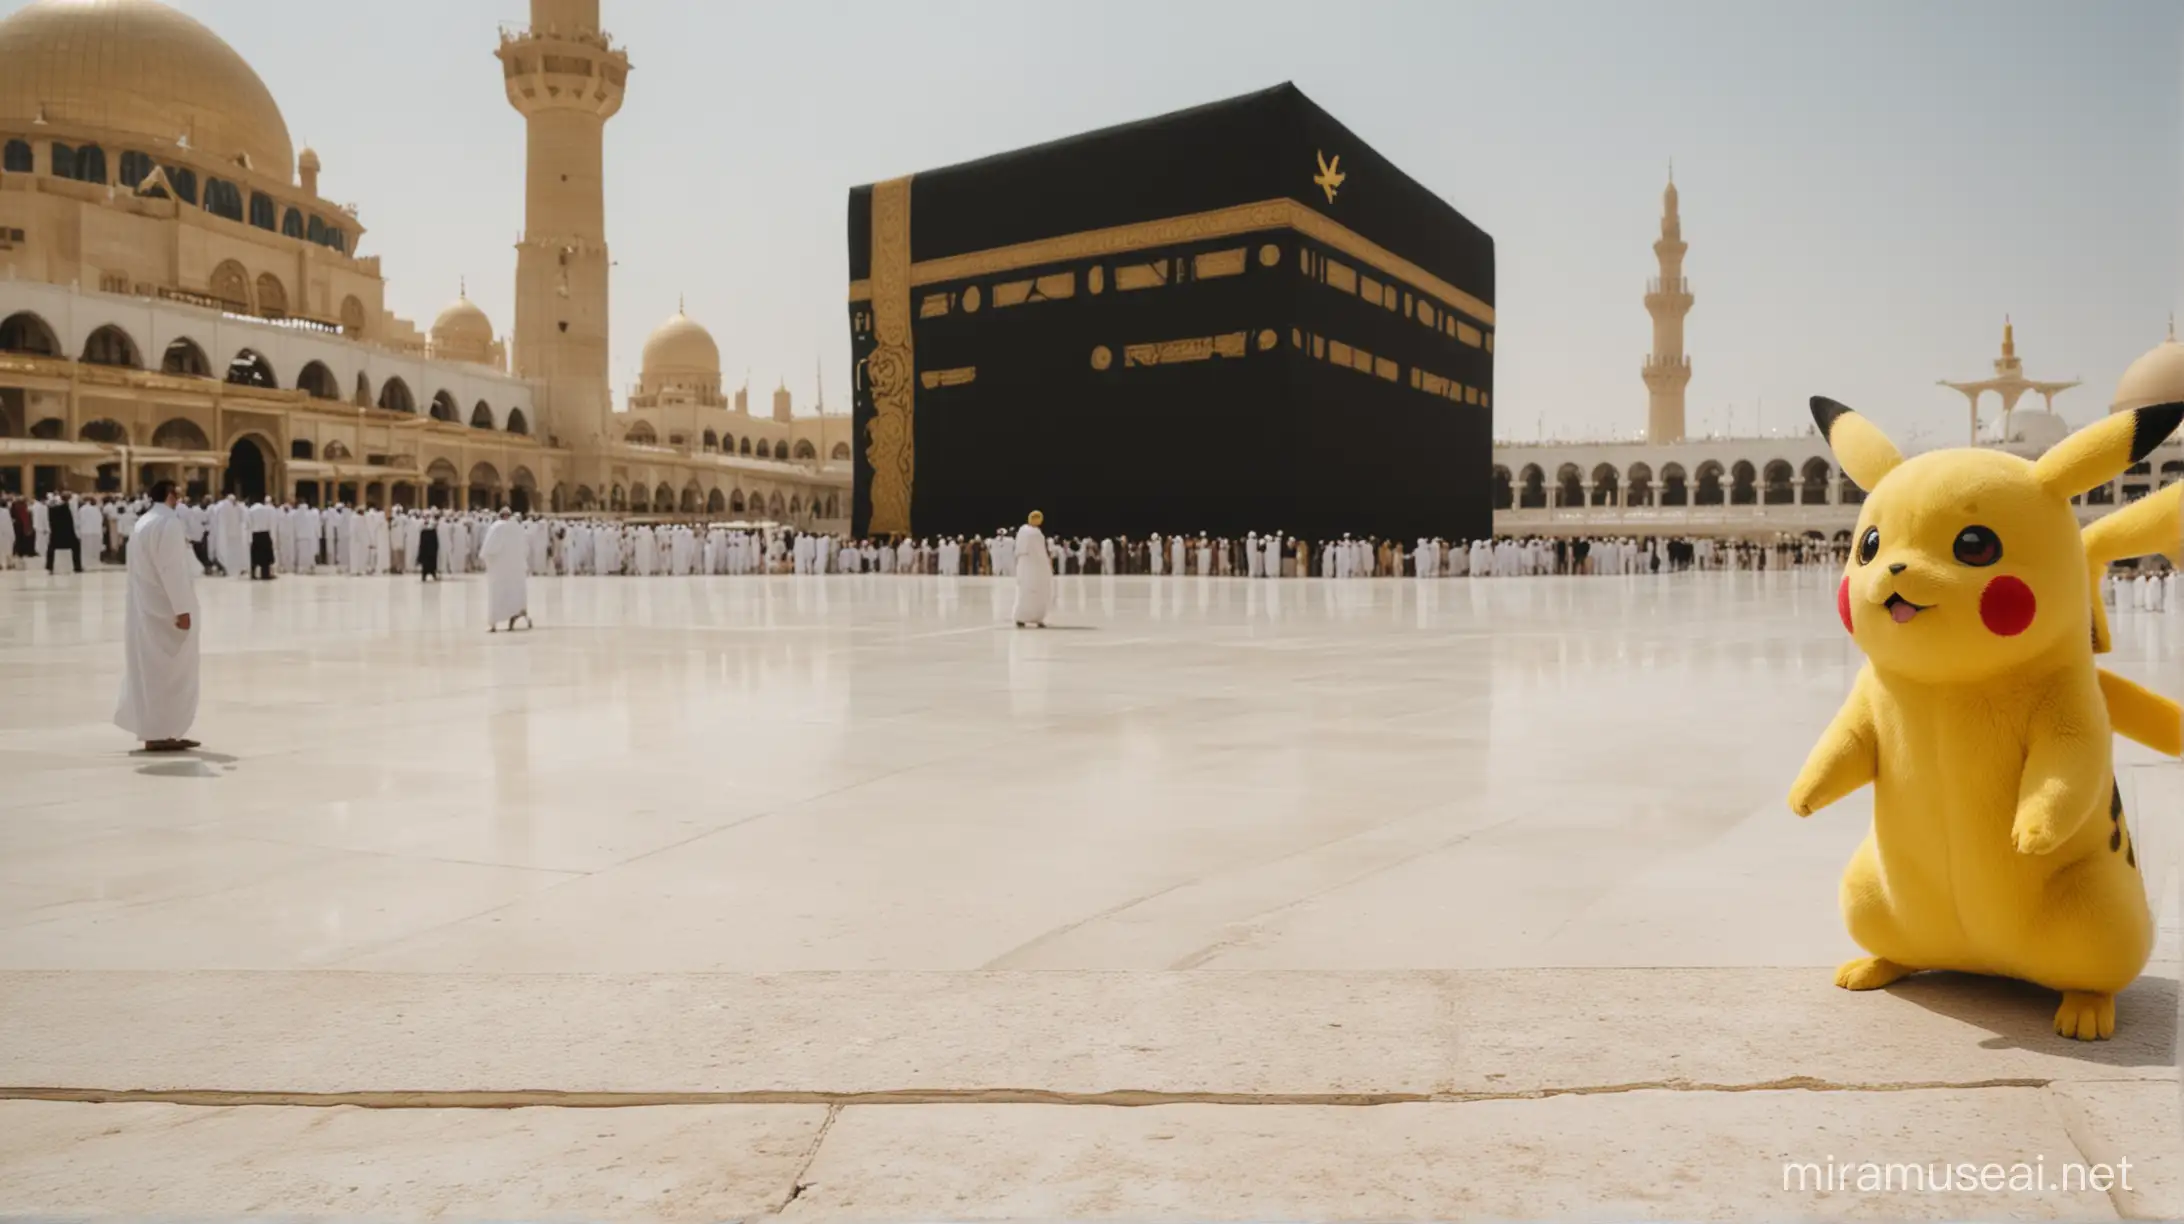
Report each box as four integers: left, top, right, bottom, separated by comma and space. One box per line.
1979, 576, 2037, 636
1837, 577, 1853, 632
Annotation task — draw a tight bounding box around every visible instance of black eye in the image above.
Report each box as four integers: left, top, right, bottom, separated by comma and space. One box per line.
1953, 526, 2002, 567
1858, 527, 1879, 565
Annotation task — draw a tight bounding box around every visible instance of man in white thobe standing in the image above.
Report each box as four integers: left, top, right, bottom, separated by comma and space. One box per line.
481, 509, 532, 632
115, 481, 201, 753
1013, 510, 1053, 628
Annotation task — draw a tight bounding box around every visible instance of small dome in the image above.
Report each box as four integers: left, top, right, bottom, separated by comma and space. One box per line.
430, 293, 492, 347
0, 0, 296, 181
298, 145, 320, 171
2113, 327, 2184, 415
1991, 409, 2071, 454
643, 309, 720, 377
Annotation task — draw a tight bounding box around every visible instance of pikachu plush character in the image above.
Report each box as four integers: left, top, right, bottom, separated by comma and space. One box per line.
1790, 396, 2184, 1040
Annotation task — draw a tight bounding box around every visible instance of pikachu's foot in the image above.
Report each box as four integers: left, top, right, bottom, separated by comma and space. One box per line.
2054, 991, 2116, 1041
1835, 956, 1913, 991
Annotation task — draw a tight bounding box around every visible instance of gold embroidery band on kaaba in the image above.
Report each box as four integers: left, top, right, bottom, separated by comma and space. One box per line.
919, 366, 977, 389
841, 198, 1492, 328
863, 175, 916, 537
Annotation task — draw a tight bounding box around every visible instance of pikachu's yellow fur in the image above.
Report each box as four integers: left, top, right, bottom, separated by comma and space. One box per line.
1790, 397, 2184, 1041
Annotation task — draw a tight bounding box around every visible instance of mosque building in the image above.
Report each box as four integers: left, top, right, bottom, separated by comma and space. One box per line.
1489, 175, 2184, 539
0, 0, 850, 524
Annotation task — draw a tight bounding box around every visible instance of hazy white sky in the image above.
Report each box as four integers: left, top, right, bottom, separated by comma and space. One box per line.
32, 0, 2179, 446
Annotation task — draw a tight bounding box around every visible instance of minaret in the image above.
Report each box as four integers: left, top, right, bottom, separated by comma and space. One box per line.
1642, 166, 1693, 443
498, 0, 629, 446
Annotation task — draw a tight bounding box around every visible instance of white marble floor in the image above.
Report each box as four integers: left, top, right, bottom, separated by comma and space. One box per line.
4, 565, 2176, 976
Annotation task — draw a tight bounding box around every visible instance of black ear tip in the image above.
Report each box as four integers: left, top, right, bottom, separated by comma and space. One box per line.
1810, 396, 1852, 438
2129, 402, 2184, 463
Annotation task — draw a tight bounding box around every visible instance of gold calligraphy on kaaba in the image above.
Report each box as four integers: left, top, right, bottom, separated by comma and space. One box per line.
845, 199, 1491, 327
863, 176, 916, 537
919, 366, 977, 390
1313, 151, 1345, 203
1123, 332, 1249, 368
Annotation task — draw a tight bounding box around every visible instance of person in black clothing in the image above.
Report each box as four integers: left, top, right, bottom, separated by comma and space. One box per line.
45, 495, 81, 573
416, 512, 441, 582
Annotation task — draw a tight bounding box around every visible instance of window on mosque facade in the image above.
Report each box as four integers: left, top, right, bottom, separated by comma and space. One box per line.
119, 150, 154, 190
281, 207, 303, 238
165, 166, 197, 205
49, 143, 75, 180
249, 192, 277, 231
204, 178, 244, 221
2, 140, 29, 173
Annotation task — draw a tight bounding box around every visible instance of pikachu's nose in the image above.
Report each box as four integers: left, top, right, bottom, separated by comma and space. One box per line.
1888, 563, 1907, 575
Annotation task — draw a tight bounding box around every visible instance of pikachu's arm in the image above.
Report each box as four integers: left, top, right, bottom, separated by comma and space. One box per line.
2012, 679, 2111, 855
1790, 676, 1876, 817
2098, 667, 2184, 757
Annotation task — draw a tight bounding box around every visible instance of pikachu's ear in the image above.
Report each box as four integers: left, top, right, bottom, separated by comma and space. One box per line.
1810, 397, 1903, 492
2033, 403, 2184, 499
2084, 481, 2183, 567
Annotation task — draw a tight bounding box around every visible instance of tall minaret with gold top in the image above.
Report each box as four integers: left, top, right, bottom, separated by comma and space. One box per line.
1642, 167, 1693, 443
498, 0, 629, 447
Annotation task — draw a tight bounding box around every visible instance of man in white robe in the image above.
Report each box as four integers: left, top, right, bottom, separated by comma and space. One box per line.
114, 481, 201, 752
1013, 510, 1054, 627
481, 510, 532, 632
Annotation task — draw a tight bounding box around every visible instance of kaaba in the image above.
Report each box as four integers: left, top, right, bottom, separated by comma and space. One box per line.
846, 82, 1494, 542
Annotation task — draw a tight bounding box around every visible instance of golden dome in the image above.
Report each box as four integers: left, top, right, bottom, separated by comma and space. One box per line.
0, 0, 295, 182
642, 308, 720, 376
2112, 322, 2184, 415
431, 292, 492, 348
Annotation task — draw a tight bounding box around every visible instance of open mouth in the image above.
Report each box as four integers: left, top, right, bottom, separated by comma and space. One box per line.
1884, 592, 1930, 624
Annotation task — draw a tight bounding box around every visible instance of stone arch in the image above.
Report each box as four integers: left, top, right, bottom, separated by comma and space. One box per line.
707, 487, 726, 513
722, 432, 737, 454
1518, 464, 1546, 509
1624, 462, 1654, 508
468, 462, 503, 511
1838, 469, 1867, 505
738, 436, 752, 456
1694, 461, 1726, 506
730, 488, 746, 513
628, 483, 649, 512
226, 348, 277, 388
506, 407, 529, 436
340, 296, 367, 338
1800, 457, 1832, 505
429, 390, 460, 423
79, 418, 129, 445
0, 311, 61, 356
1554, 463, 1583, 509
510, 467, 537, 514
824, 493, 840, 518
767, 491, 785, 517
224, 432, 274, 501
788, 494, 804, 516
151, 417, 211, 451
471, 401, 494, 430
830, 442, 850, 461
793, 439, 817, 460
1762, 459, 1795, 505
379, 377, 416, 414
679, 484, 700, 513
626, 420, 658, 445
1589, 463, 1620, 507
654, 482, 673, 511
82, 323, 143, 367
296, 360, 339, 400
161, 335, 212, 377
1490, 465, 1513, 511
1729, 460, 1758, 506
755, 439, 773, 460
208, 260, 251, 310
254, 272, 288, 318
1659, 462, 1688, 507
323, 440, 353, 461
702, 429, 719, 452
575, 485, 597, 510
